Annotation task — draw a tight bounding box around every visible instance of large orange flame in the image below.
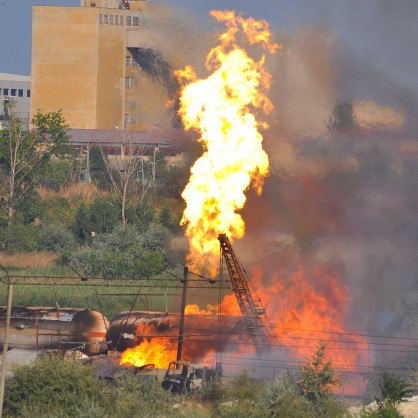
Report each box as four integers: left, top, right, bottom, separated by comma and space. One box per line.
120, 338, 177, 369
218, 265, 369, 368
177, 10, 280, 275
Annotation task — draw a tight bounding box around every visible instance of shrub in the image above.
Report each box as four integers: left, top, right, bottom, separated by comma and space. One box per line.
61, 224, 168, 278
262, 381, 314, 418
194, 377, 225, 403
17, 191, 45, 225
73, 198, 120, 241
38, 223, 77, 253
3, 356, 110, 418
141, 221, 169, 251
112, 371, 180, 418
39, 159, 72, 192
0, 222, 39, 253
224, 371, 265, 402
41, 195, 74, 227
126, 202, 156, 231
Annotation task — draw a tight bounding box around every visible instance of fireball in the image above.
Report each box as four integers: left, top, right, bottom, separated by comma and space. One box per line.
177, 10, 280, 275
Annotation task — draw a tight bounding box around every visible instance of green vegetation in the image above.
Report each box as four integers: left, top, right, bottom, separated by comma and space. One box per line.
1, 349, 355, 418
3, 356, 181, 418
0, 106, 69, 226
3, 355, 109, 418
297, 343, 343, 402
360, 374, 414, 418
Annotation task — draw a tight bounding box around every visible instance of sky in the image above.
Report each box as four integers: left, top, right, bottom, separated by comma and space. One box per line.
0, 0, 416, 92
1, 0, 418, 346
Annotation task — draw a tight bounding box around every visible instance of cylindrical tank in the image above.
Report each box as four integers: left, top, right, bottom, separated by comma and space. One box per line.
0, 307, 109, 355
107, 310, 249, 360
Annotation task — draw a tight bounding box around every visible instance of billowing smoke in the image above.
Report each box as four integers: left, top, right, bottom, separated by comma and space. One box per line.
136, 47, 179, 96
134, 1, 418, 378
127, 1, 215, 129
238, 1, 418, 353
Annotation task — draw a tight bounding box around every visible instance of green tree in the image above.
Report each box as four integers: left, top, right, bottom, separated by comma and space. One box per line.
298, 343, 343, 402
379, 373, 414, 406
38, 158, 73, 192
0, 222, 39, 253
361, 374, 415, 417
73, 197, 120, 241
0, 106, 69, 224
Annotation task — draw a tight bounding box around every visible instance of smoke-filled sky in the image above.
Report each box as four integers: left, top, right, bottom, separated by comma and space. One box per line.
1, 0, 418, 335
129, 0, 418, 338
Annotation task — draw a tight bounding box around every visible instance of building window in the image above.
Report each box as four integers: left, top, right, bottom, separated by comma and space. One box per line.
18, 89, 23, 97
132, 16, 139, 26
125, 77, 133, 87
125, 56, 131, 66
11, 89, 16, 96
27, 90, 31, 97
109, 15, 114, 25
0, 88, 2, 96
99, 14, 103, 24
120, 16, 124, 25
104, 14, 108, 24
115, 15, 119, 25
4, 88, 8, 96
126, 16, 131, 26
124, 114, 136, 125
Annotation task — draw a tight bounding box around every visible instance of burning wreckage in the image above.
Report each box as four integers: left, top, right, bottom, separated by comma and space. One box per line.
0, 233, 275, 387
0, 9, 378, 397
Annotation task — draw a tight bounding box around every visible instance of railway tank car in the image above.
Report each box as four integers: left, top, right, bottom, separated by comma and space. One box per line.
0, 306, 109, 355
106, 310, 249, 356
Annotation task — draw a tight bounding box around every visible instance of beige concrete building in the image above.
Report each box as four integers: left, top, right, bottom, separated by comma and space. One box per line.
30, 0, 147, 130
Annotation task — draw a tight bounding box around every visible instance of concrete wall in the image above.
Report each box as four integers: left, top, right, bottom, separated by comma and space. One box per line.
31, 7, 100, 129
96, 13, 126, 129
30, 4, 146, 130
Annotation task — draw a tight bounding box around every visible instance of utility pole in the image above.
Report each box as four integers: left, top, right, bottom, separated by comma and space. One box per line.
152, 146, 159, 186
176, 266, 188, 362
0, 266, 12, 418
86, 143, 91, 184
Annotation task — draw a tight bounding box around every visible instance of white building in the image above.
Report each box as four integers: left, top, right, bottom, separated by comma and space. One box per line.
0, 73, 31, 129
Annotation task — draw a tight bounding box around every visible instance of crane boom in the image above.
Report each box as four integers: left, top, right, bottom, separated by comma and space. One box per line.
218, 233, 271, 353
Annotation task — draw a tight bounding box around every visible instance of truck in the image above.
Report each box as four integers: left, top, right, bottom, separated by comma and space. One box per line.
161, 360, 222, 393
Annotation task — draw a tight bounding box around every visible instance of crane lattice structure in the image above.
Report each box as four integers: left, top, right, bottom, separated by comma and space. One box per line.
218, 233, 271, 353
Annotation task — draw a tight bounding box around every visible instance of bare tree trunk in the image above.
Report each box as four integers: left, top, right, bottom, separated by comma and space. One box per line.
97, 132, 153, 226
121, 181, 128, 226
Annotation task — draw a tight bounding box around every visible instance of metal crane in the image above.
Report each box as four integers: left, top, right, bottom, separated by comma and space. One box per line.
218, 233, 271, 353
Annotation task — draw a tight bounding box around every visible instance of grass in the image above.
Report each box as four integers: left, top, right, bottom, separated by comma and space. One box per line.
0, 251, 56, 269
38, 183, 101, 205
0, 264, 183, 320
